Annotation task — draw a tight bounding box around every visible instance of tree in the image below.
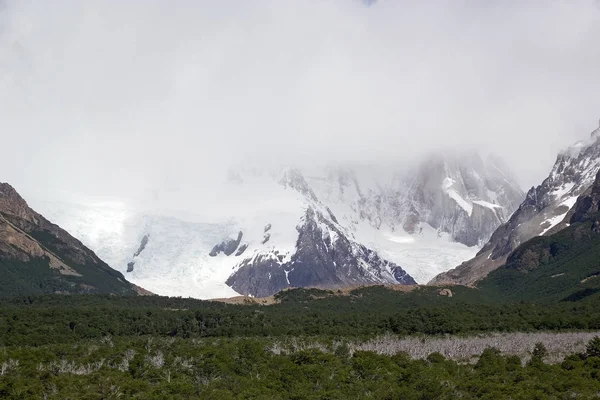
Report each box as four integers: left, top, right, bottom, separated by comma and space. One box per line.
532, 342, 548, 361
586, 336, 600, 358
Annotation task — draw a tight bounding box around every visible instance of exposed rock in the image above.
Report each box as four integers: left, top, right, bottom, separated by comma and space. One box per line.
226, 254, 290, 298
133, 234, 150, 258
438, 288, 453, 297
235, 243, 248, 257
309, 153, 523, 248
209, 231, 243, 257
126, 234, 150, 272
432, 123, 600, 286
261, 233, 271, 244
226, 206, 416, 297
0, 182, 137, 296
570, 169, 600, 224
132, 284, 154, 296
279, 168, 319, 202
264, 223, 272, 233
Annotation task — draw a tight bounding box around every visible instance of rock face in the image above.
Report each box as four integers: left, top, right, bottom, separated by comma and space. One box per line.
209, 232, 244, 257
393, 153, 524, 247
29, 151, 522, 299
570, 170, 600, 224
227, 207, 416, 297
0, 182, 137, 296
432, 121, 600, 286
126, 234, 150, 272
477, 165, 600, 302
305, 153, 523, 249
225, 153, 519, 297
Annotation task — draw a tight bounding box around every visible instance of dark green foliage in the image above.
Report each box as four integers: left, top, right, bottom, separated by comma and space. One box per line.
2, 287, 600, 347
586, 336, 600, 358
0, 210, 136, 297
478, 213, 600, 304
0, 258, 76, 297
1, 336, 600, 399
532, 342, 548, 361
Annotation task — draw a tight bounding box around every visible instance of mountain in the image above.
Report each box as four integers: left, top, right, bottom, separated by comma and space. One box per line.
432, 121, 600, 285
376, 152, 523, 247
477, 168, 600, 303
29, 152, 522, 298
226, 192, 416, 298
0, 183, 138, 296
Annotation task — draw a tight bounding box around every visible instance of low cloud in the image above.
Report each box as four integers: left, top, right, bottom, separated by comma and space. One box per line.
1, 0, 600, 199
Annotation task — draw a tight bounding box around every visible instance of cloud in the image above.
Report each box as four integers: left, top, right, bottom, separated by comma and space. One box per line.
1, 0, 600, 199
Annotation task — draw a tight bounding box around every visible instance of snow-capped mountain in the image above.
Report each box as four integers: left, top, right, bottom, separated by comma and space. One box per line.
28, 151, 523, 298
432, 120, 600, 286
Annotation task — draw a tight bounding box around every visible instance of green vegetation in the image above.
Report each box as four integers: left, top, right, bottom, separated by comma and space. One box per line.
0, 258, 77, 297
0, 210, 136, 297
2, 287, 600, 347
3, 335, 600, 399
3, 209, 600, 397
478, 213, 600, 303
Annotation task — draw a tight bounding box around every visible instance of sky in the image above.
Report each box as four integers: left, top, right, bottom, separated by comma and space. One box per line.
1, 0, 600, 200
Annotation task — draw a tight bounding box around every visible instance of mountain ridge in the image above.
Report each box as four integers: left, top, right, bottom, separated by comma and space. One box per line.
26, 151, 523, 299
0, 182, 139, 296
432, 121, 600, 286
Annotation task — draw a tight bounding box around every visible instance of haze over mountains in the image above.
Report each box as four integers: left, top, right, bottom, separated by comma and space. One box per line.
3, 1, 600, 197
24, 151, 521, 298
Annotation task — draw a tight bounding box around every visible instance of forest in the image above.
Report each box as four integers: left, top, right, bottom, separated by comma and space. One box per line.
3, 215, 600, 399
1, 285, 600, 398
2, 285, 600, 347
3, 333, 600, 399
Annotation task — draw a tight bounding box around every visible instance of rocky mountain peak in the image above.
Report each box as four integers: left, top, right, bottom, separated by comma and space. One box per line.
279, 168, 318, 201
431, 120, 600, 286
226, 205, 416, 297
0, 182, 37, 223
28, 152, 521, 298
591, 119, 600, 141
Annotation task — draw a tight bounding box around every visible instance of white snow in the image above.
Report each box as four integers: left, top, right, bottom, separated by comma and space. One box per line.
353, 222, 479, 283
551, 183, 576, 202
442, 177, 473, 216
540, 214, 566, 236
539, 196, 578, 236
28, 159, 517, 297
472, 200, 503, 210
29, 174, 308, 299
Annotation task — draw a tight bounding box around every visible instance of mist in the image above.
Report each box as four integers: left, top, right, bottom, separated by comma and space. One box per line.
1, 0, 600, 201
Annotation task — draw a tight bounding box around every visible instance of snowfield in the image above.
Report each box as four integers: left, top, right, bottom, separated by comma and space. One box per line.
27, 158, 521, 299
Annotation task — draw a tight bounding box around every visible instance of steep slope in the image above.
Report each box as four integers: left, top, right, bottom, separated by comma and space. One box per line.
304, 153, 523, 247
28, 151, 521, 298
477, 169, 600, 303
33, 172, 415, 298
302, 153, 523, 281
394, 152, 523, 247
226, 205, 415, 297
0, 183, 137, 296
432, 121, 600, 285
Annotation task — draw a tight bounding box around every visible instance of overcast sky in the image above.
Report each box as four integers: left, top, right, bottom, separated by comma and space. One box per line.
1, 0, 600, 200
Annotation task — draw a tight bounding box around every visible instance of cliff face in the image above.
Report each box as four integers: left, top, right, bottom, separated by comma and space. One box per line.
0, 182, 137, 296
226, 206, 415, 298
432, 122, 600, 286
